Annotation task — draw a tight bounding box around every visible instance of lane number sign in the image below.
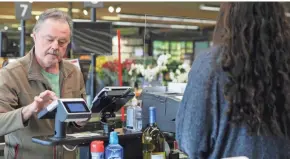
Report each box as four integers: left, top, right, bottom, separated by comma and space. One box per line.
15, 2, 32, 20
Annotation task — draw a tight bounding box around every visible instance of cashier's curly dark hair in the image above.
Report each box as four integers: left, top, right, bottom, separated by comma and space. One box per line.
215, 2, 290, 138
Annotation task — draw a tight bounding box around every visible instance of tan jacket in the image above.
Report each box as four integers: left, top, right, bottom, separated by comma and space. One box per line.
0, 48, 86, 159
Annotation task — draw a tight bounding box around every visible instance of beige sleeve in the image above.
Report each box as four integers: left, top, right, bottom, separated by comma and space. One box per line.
0, 68, 27, 136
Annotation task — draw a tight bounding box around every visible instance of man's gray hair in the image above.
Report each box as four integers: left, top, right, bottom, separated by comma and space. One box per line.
33, 8, 72, 33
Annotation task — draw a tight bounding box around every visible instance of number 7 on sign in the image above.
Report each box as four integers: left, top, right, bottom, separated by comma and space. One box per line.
20, 4, 28, 17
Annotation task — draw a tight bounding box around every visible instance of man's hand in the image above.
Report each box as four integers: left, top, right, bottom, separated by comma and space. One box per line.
30, 90, 58, 113
22, 90, 58, 122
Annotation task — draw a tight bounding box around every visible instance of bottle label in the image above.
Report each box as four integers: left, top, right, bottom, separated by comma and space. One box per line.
137, 119, 142, 131
149, 107, 156, 124
126, 108, 134, 129
91, 152, 104, 159
151, 152, 166, 159
105, 147, 123, 159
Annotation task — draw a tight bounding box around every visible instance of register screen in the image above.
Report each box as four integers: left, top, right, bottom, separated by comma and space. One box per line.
64, 102, 89, 113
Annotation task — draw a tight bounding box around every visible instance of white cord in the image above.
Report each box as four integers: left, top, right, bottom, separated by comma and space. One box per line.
62, 145, 77, 152
143, 14, 147, 54
143, 14, 147, 66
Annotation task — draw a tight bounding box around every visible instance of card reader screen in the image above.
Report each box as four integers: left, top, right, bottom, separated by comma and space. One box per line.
63, 101, 90, 113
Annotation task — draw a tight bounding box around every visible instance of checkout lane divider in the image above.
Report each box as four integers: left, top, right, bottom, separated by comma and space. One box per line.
0, 142, 4, 150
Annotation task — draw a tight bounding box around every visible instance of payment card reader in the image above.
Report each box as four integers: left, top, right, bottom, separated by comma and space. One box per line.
37, 98, 91, 139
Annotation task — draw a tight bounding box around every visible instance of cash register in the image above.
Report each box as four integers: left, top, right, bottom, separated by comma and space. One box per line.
140, 86, 183, 133
32, 86, 142, 159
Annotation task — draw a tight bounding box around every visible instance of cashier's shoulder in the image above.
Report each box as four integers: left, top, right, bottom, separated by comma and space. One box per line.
194, 45, 224, 62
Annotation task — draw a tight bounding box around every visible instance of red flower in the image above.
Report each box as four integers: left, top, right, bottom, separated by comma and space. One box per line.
102, 61, 118, 72
122, 59, 135, 71
102, 59, 135, 72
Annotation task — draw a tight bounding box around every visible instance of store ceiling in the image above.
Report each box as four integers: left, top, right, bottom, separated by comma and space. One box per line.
1, 2, 289, 33
0, 2, 220, 32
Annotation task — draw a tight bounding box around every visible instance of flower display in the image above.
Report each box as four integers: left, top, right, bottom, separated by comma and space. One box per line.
168, 63, 191, 83
96, 54, 191, 88
96, 56, 136, 86
95, 56, 107, 72
128, 54, 191, 84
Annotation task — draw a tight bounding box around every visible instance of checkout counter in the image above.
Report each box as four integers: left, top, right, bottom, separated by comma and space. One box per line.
32, 86, 142, 159
0, 85, 186, 159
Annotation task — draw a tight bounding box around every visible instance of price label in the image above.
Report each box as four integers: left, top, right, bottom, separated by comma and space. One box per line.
151, 154, 166, 159
15, 2, 32, 20
84, 1, 104, 8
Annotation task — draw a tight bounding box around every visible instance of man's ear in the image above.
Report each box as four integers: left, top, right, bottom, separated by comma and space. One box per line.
32, 33, 36, 43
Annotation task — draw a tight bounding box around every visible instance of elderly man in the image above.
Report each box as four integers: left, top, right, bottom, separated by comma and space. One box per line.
0, 9, 86, 159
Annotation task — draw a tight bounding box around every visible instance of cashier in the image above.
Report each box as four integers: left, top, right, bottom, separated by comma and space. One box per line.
0, 9, 86, 159
176, 2, 290, 159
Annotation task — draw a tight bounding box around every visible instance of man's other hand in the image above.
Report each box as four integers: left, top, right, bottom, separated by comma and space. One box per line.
22, 90, 58, 122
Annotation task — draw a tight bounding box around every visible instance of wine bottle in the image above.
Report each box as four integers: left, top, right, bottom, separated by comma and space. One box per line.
142, 107, 166, 159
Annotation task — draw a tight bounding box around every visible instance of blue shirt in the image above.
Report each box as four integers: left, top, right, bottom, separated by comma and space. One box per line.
176, 46, 290, 159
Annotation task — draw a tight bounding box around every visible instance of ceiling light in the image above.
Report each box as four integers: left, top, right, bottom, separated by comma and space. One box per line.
186, 19, 216, 25
18, 27, 21, 31
116, 7, 121, 13
108, 6, 114, 13
58, 8, 80, 13
4, 26, 8, 30
101, 16, 120, 21
0, 15, 15, 19
32, 11, 43, 15
199, 4, 220, 12
112, 21, 199, 30
200, 5, 290, 18
72, 8, 80, 13
118, 14, 216, 25
73, 19, 91, 22
11, 24, 19, 28
35, 15, 39, 20
83, 10, 88, 16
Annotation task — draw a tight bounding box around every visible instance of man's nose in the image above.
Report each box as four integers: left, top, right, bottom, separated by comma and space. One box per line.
51, 40, 59, 50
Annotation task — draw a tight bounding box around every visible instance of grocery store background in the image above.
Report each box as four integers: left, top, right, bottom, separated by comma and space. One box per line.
1, 1, 290, 158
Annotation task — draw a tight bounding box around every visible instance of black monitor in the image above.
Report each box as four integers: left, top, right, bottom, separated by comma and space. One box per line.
91, 86, 135, 134
91, 87, 135, 114
71, 21, 113, 56
0, 31, 20, 57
